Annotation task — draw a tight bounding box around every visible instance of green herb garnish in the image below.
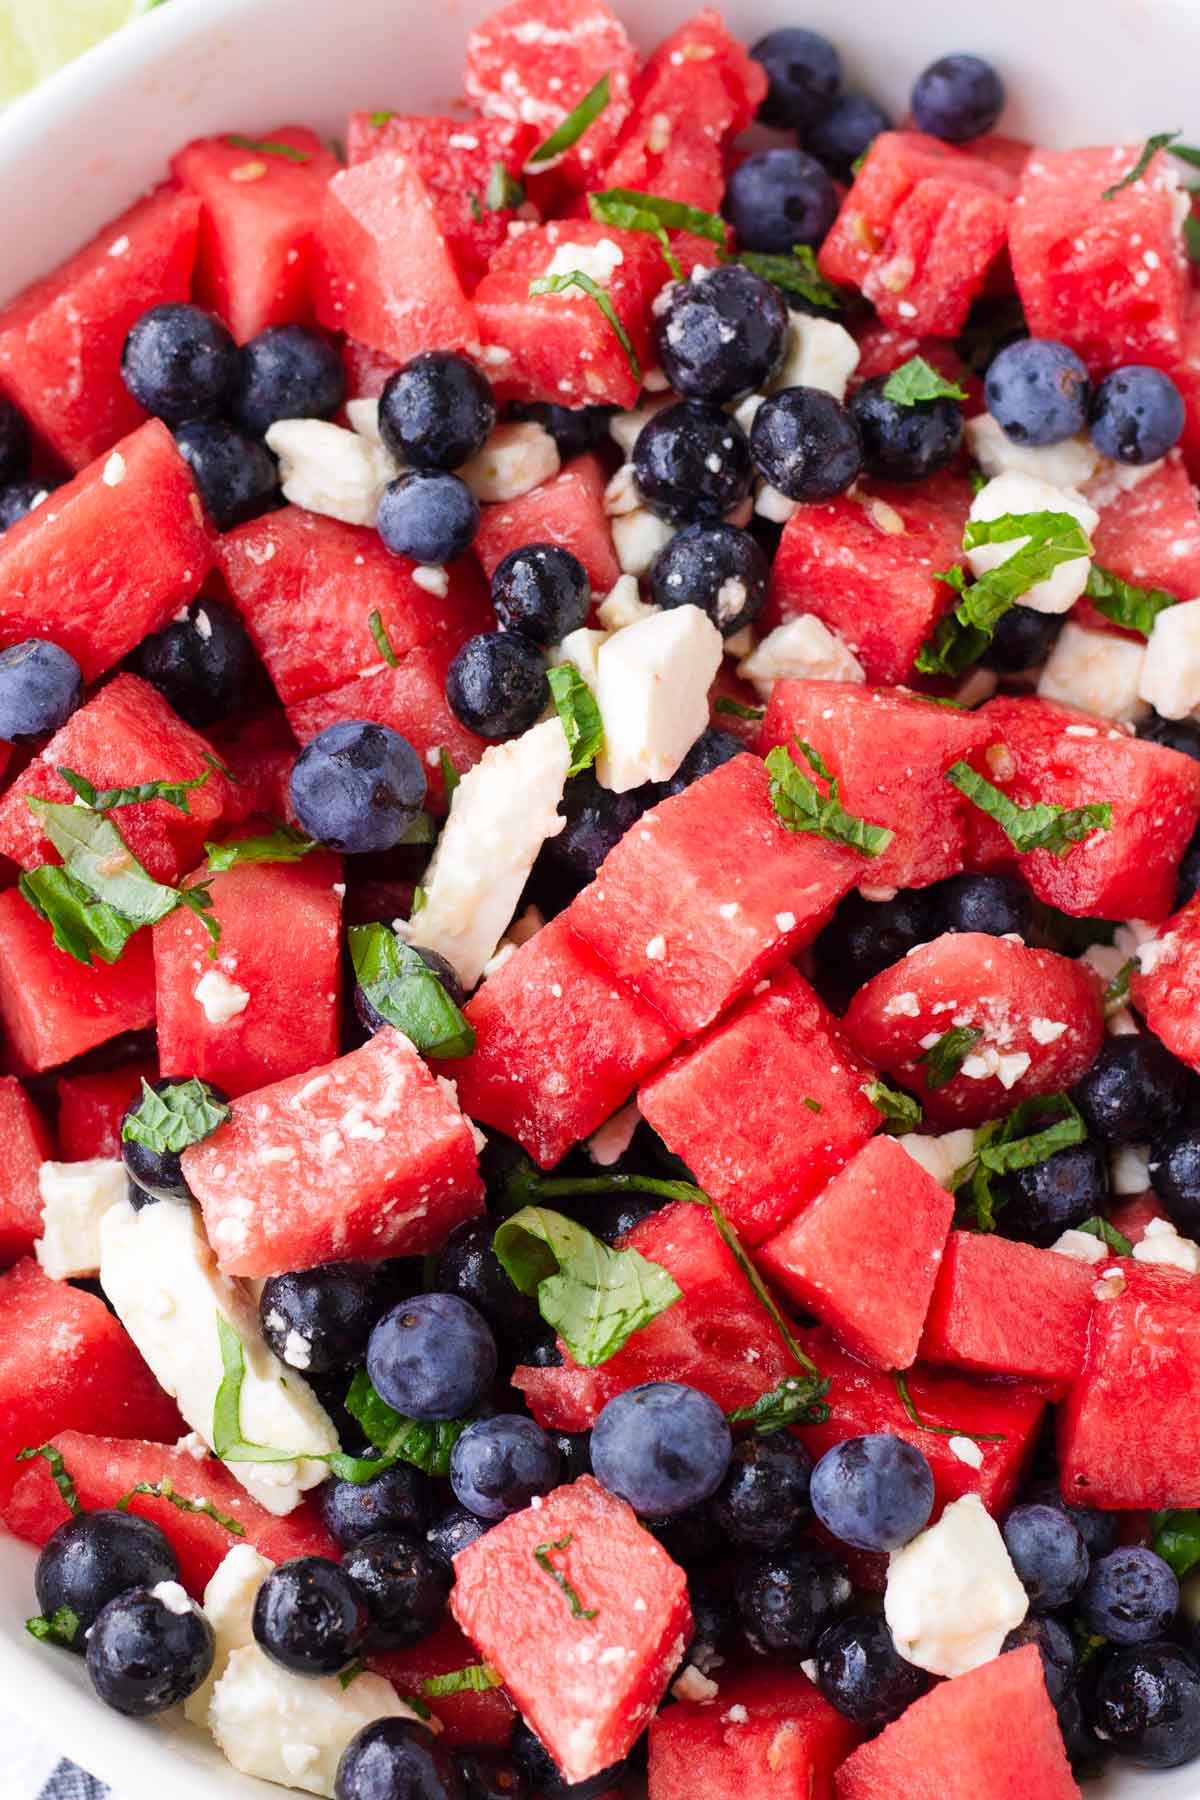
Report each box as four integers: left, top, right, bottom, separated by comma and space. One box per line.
341, 1369, 470, 1479
368, 609, 400, 667
19, 865, 142, 967
57, 766, 211, 815
1084, 564, 1177, 638
882, 356, 968, 407
368, 110, 395, 128
1078, 1216, 1134, 1257
918, 1025, 984, 1091
727, 1375, 833, 1432
893, 1371, 1007, 1443
122, 1077, 230, 1158
1150, 1507, 1200, 1577
734, 245, 842, 310
714, 696, 764, 721
917, 511, 1093, 676
532, 1535, 597, 1619
547, 664, 604, 776
26, 1606, 81, 1648
116, 1479, 245, 1536
589, 188, 725, 247
526, 73, 611, 168
1103, 959, 1135, 1013
225, 134, 312, 162
348, 923, 475, 1059
422, 1664, 503, 1697
212, 1317, 315, 1466
765, 740, 893, 857
339, 1661, 364, 1689
528, 270, 641, 383
1102, 131, 1179, 200
438, 748, 460, 801
946, 762, 1112, 856
205, 825, 317, 873
864, 1079, 923, 1131
15, 1444, 81, 1515
966, 1093, 1087, 1231
485, 162, 525, 211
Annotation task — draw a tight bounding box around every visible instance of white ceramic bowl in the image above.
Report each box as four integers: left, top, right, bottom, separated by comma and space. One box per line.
2, 0, 1200, 1792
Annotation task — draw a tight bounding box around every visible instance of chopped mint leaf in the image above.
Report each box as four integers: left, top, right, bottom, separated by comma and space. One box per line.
714, 696, 764, 721
1084, 563, 1177, 637
202, 750, 243, 786
19, 865, 141, 967
338, 1661, 365, 1689
438, 748, 460, 801
532, 1534, 597, 1619
368, 110, 395, 128
212, 1316, 317, 1466
864, 1078, 923, 1131
205, 825, 317, 873
588, 188, 726, 246
1102, 131, 1179, 200
1150, 1507, 1200, 1578
966, 1092, 1087, 1231
547, 663, 604, 776
343, 1369, 469, 1478
468, 193, 483, 224
400, 812, 437, 847
945, 761, 1112, 856
485, 161, 525, 211
765, 739, 893, 857
225, 134, 312, 162
1186, 213, 1200, 268
116, 1479, 245, 1536
1078, 1215, 1134, 1257
727, 1374, 833, 1432
803, 1096, 823, 1114
1103, 958, 1135, 1013
177, 880, 222, 955
28, 796, 183, 930
422, 1664, 503, 1697
525, 73, 610, 169
1170, 142, 1200, 169
528, 270, 641, 383
882, 356, 968, 407
57, 765, 211, 815
368, 609, 400, 668
734, 244, 842, 310
348, 922, 475, 1059
26, 1606, 81, 1648
15, 1444, 81, 1514
916, 511, 1094, 676
918, 1025, 984, 1091
121, 1077, 230, 1158
892, 1371, 1007, 1442
411, 884, 427, 916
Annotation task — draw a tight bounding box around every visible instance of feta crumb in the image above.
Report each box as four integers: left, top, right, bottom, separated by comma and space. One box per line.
885, 1494, 1027, 1678
1139, 598, 1200, 719
36, 1158, 127, 1281
969, 471, 1097, 614
754, 482, 798, 524
737, 615, 864, 699
896, 1129, 977, 1190
588, 1102, 640, 1168
194, 968, 251, 1025
595, 605, 723, 793
1038, 622, 1148, 723
966, 414, 1100, 489
266, 418, 397, 526
101, 451, 126, 487
1050, 1229, 1108, 1265
152, 1580, 195, 1617
612, 508, 676, 577
1029, 1017, 1068, 1044
1111, 1144, 1151, 1195
458, 422, 559, 502
1133, 1217, 1200, 1273
672, 1665, 719, 1703
775, 911, 797, 932
768, 313, 860, 400
412, 565, 449, 597
645, 935, 667, 961
596, 574, 657, 633
543, 236, 624, 287
947, 1435, 984, 1470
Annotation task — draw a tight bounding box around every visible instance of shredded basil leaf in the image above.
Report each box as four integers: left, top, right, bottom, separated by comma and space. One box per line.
1103, 959, 1135, 1013
727, 1374, 832, 1432
422, 1663, 503, 1697
528, 270, 641, 383
1102, 131, 1179, 200
1150, 1507, 1200, 1577
1084, 563, 1177, 638
882, 356, 968, 407
864, 1079, 923, 1131
765, 740, 893, 857
946, 761, 1112, 856
1186, 213, 1200, 268
225, 134, 312, 162
1078, 1215, 1134, 1257
202, 750, 243, 786
893, 1371, 1007, 1442
368, 609, 400, 668
532, 1534, 598, 1619
205, 825, 317, 873
368, 110, 395, 128
734, 245, 842, 310
917, 511, 1093, 676
965, 1093, 1087, 1232
714, 696, 764, 721
547, 664, 604, 776
342, 1369, 469, 1478
526, 72, 610, 168
485, 162, 524, 210
919, 1025, 983, 1091
28, 797, 184, 929
438, 748, 460, 801
589, 187, 726, 246
121, 1077, 230, 1157
348, 922, 475, 1059
15, 1444, 81, 1514
57, 765, 211, 815
212, 1317, 314, 1465
116, 1479, 245, 1536
803, 1096, 823, 1114
19, 865, 141, 967
26, 1606, 81, 1647
338, 1661, 364, 1689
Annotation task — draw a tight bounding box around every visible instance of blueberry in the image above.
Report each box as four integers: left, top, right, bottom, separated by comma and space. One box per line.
0, 639, 83, 740
722, 148, 839, 254
1090, 366, 1186, 466
173, 419, 278, 531
378, 352, 496, 471
133, 596, 258, 729
341, 1529, 451, 1650
711, 1430, 812, 1548
654, 727, 744, 799
807, 94, 892, 180
320, 1462, 435, 1551
290, 720, 427, 854
35, 1511, 178, 1648
541, 771, 650, 883
683, 1580, 734, 1674
993, 1140, 1110, 1247
367, 1294, 497, 1422
1072, 1036, 1194, 1144
641, 1505, 724, 1569
814, 1614, 929, 1728
848, 374, 964, 482
1001, 1614, 1077, 1709
491, 544, 590, 645
591, 1382, 732, 1516
233, 325, 346, 435
1080, 1548, 1180, 1645
449, 1415, 561, 1520
632, 400, 753, 525
253, 1556, 368, 1676
814, 888, 940, 993
550, 1430, 593, 1482
648, 523, 767, 637
1090, 1643, 1200, 1768
356, 946, 466, 1037
985, 339, 1091, 447
653, 265, 789, 404
377, 471, 480, 565
572, 1193, 662, 1245
120, 1076, 227, 1202
508, 401, 614, 462
1002, 1503, 1090, 1610
734, 1543, 852, 1655
511, 1720, 627, 1800
980, 603, 1062, 673
446, 632, 548, 737
86, 1583, 213, 1715
260, 1261, 385, 1376
931, 872, 1033, 939
0, 395, 30, 485
750, 29, 842, 133
910, 53, 1005, 143
810, 1434, 935, 1552
750, 387, 862, 502
121, 303, 238, 424
435, 1217, 541, 1344
518, 1329, 564, 1369
425, 1505, 492, 1567
1139, 714, 1200, 762
336, 1718, 459, 1800
455, 1748, 529, 1800
1020, 1478, 1118, 1561
1149, 1129, 1200, 1234
0, 478, 58, 531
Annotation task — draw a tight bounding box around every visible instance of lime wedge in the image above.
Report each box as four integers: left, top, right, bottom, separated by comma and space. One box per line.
0, 0, 164, 108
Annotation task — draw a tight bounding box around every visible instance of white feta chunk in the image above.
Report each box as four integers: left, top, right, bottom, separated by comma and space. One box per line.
966, 414, 1101, 490
768, 314, 860, 400
588, 1101, 640, 1168
1133, 1216, 1200, 1273
344, 397, 384, 446
1038, 621, 1148, 722
549, 627, 608, 692
458, 422, 560, 502
737, 616, 864, 699
265, 419, 397, 527
186, 1543, 275, 1729
596, 574, 658, 633
543, 236, 624, 287
36, 1158, 127, 1280
609, 393, 672, 458
1111, 1144, 1151, 1195
1050, 1229, 1108, 1265
603, 462, 641, 516
612, 507, 675, 577
595, 604, 723, 793
895, 1129, 977, 1191
1138, 597, 1200, 720
885, 1494, 1028, 1678
947, 1435, 984, 1470
969, 471, 1098, 614
194, 967, 251, 1025
672, 1665, 720, 1703
753, 482, 798, 524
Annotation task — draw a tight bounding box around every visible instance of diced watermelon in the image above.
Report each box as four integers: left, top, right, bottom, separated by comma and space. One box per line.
759, 682, 993, 891
920, 1231, 1096, 1384
759, 1137, 954, 1370
1172, 292, 1200, 481
1084, 454, 1200, 603
638, 968, 879, 1244
217, 506, 492, 707
0, 1262, 181, 1505
1108, 1192, 1166, 1245
959, 695, 1200, 921
2, 1429, 335, 1596
842, 931, 1104, 1126
451, 1475, 691, 1785
0, 185, 200, 471
834, 1644, 1078, 1800
205, 707, 299, 825
444, 913, 678, 1170
154, 850, 342, 1099
0, 1077, 53, 1266
596, 115, 725, 217
0, 673, 237, 886
367, 1619, 516, 1747
1130, 896, 1200, 1070
55, 1062, 156, 1162
315, 151, 478, 363
762, 474, 971, 685
649, 1665, 862, 1800
342, 335, 397, 400
171, 127, 340, 343
0, 888, 156, 1076
0, 420, 213, 683
183, 1027, 483, 1277
514, 1200, 796, 1430
568, 754, 862, 1038
473, 454, 620, 597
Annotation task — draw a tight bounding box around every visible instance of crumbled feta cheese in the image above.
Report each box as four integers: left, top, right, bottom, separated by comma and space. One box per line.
588, 1102, 640, 1168
895, 1129, 977, 1190
1138, 598, 1200, 720
768, 313, 860, 401
549, 627, 608, 692
543, 236, 624, 287
753, 482, 798, 524
947, 1435, 984, 1470
885, 1494, 1027, 1678
1038, 622, 1148, 723
344, 397, 384, 446
1133, 1217, 1200, 1273
612, 507, 675, 577
609, 394, 673, 458
732, 393, 764, 435
152, 1580, 195, 1617
1050, 1229, 1108, 1265
965, 414, 1101, 490
969, 472, 1097, 614
101, 450, 126, 487
1111, 1144, 1151, 1195
36, 1157, 127, 1280
266, 419, 397, 526
594, 605, 723, 793
1135, 929, 1179, 977
1029, 1017, 1068, 1044
596, 574, 658, 633
645, 935, 667, 960
458, 422, 560, 502
194, 968, 251, 1025
411, 565, 448, 597
737, 616, 865, 698
603, 462, 641, 516
672, 1665, 720, 1703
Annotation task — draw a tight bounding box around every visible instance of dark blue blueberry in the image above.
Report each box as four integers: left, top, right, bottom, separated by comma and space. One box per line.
435, 1216, 541, 1344
648, 523, 767, 636
931, 872, 1033, 939
253, 1556, 368, 1676
683, 1580, 734, 1674
807, 94, 892, 179
810, 1433, 934, 1552
815, 887, 940, 992
722, 148, 839, 254
1002, 1502, 1090, 1610
454, 1748, 529, 1800
1138, 714, 1200, 762
1090, 366, 1186, 466
290, 720, 427, 854
36, 1511, 178, 1648
377, 470, 479, 565
734, 1543, 852, 1655
260, 1261, 385, 1375
750, 386, 861, 501
655, 726, 744, 799
981, 603, 1062, 673
993, 1140, 1110, 1247
518, 1329, 564, 1369
378, 352, 496, 471
910, 53, 1005, 143
320, 1462, 435, 1551
449, 1414, 561, 1520
425, 1505, 492, 1567
173, 419, 278, 531
356, 946, 466, 1038
573, 1192, 662, 1245
711, 1430, 812, 1548
542, 770, 651, 884
367, 1294, 497, 1422
814, 1614, 930, 1728
233, 325, 346, 435
750, 29, 842, 133
0, 477, 58, 531
1072, 1036, 1195, 1145
985, 339, 1091, 447
121, 303, 238, 424
511, 1720, 627, 1800
86, 1584, 213, 1715
0, 639, 83, 740
120, 1076, 227, 1202
550, 1430, 593, 1482
1089, 1643, 1200, 1768
848, 374, 964, 482
508, 401, 614, 462
1149, 1129, 1200, 1236
336, 1718, 459, 1800
1020, 1477, 1118, 1561
592, 1381, 732, 1517
1080, 1547, 1180, 1645
341, 1529, 451, 1649
0, 395, 30, 485
632, 400, 753, 524
1058, 1687, 1110, 1775
133, 596, 258, 728
642, 1504, 724, 1569
446, 631, 548, 737
491, 543, 590, 645
653, 265, 789, 404
1001, 1614, 1077, 1708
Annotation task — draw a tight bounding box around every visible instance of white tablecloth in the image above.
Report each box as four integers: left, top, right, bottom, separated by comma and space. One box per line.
3, 1711, 106, 1800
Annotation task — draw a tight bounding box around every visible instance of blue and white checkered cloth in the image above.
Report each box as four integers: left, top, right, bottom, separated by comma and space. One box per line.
7, 1721, 107, 1800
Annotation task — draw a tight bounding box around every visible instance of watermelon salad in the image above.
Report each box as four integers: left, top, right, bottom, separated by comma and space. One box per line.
9, 8, 1200, 1798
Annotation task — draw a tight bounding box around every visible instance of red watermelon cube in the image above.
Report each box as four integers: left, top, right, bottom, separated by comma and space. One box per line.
55, 1062, 156, 1162
852, 321, 981, 410
1130, 896, 1200, 1070
205, 706, 299, 825
368, 1619, 516, 1747
473, 454, 619, 597
638, 967, 879, 1244
1084, 454, 1200, 603
649, 1665, 861, 1800
759, 1137, 954, 1370
1172, 292, 1200, 481
920, 1231, 1096, 1385
0, 184, 200, 470
451, 1476, 691, 1785
171, 127, 340, 342
0, 888, 156, 1076
183, 1026, 483, 1277
0, 420, 213, 683
0, 1077, 53, 1266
